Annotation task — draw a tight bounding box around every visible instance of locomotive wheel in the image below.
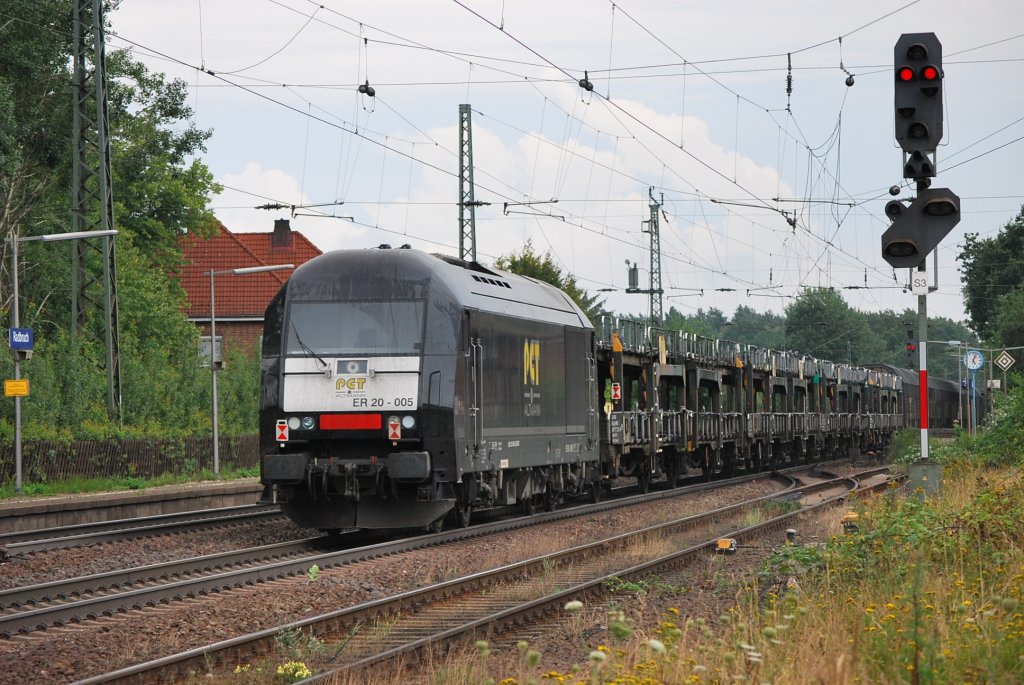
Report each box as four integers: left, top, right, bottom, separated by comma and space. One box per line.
455, 501, 472, 528
426, 517, 444, 534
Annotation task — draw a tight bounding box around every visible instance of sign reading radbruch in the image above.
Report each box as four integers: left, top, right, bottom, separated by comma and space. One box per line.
9, 327, 33, 351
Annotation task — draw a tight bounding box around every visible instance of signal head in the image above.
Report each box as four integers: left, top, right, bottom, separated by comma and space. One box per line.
880, 188, 960, 269
884, 240, 919, 260
885, 199, 906, 220
906, 43, 928, 61
923, 196, 958, 216
894, 33, 944, 161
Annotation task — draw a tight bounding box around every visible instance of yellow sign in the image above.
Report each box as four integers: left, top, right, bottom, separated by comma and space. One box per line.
523, 339, 540, 386
4, 379, 29, 397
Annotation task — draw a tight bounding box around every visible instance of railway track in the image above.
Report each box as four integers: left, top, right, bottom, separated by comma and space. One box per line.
0, 467, 797, 639
0, 504, 282, 555
0, 536, 333, 637
68, 466, 891, 684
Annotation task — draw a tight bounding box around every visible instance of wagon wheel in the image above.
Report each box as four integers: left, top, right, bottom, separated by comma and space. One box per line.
637, 465, 651, 494
543, 486, 557, 512
665, 457, 679, 490
521, 495, 538, 516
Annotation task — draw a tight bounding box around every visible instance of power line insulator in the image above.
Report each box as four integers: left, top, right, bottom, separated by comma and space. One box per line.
578, 70, 594, 92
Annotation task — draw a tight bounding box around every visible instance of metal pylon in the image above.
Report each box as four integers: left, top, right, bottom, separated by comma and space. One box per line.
458, 104, 477, 262
72, 0, 122, 422
645, 189, 663, 323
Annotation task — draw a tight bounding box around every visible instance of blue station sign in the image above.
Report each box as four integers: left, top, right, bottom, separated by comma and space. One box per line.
9, 328, 33, 351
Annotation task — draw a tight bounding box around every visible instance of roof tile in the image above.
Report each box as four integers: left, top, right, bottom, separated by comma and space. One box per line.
178, 223, 321, 318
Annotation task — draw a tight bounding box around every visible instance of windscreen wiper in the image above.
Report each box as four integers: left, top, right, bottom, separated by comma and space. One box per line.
290, 319, 332, 376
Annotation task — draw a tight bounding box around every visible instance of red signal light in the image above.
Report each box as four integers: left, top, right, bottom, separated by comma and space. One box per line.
921, 65, 939, 81
906, 343, 917, 352
897, 66, 914, 82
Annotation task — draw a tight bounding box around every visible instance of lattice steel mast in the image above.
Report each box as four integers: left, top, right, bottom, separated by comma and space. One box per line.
458, 104, 478, 262
72, 0, 122, 422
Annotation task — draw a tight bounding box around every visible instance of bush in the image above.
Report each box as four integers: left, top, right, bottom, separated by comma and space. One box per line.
970, 376, 1024, 466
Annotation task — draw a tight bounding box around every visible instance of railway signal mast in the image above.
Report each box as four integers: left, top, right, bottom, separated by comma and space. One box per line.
882, 33, 960, 473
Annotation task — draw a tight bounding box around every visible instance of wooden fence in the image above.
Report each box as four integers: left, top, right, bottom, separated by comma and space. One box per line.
0, 435, 259, 485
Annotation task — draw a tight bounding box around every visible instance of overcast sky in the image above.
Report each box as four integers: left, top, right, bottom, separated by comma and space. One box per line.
109, 0, 1024, 326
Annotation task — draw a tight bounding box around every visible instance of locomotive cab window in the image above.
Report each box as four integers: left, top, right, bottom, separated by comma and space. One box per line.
285, 301, 425, 356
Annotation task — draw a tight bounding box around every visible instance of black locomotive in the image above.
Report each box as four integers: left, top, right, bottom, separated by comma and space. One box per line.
259, 247, 597, 530
258, 246, 950, 532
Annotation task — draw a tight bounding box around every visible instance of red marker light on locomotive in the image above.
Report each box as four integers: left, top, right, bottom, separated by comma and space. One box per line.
921, 65, 939, 81
897, 66, 915, 82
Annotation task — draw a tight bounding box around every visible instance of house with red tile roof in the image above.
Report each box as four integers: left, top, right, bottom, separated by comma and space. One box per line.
178, 220, 322, 356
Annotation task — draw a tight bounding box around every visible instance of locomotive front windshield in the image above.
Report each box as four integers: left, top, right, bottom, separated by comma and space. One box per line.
285, 301, 425, 356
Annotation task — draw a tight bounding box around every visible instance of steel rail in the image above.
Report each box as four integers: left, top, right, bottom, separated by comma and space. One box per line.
0, 536, 333, 612
0, 504, 281, 553
70, 468, 876, 684
2, 469, 797, 638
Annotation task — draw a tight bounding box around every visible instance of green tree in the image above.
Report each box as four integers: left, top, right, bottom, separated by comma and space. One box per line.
216, 347, 264, 435
925, 315, 978, 380
993, 288, 1024, 351
109, 51, 220, 263
662, 306, 729, 338
728, 305, 784, 349
0, 2, 226, 439
494, 239, 606, 324
784, 288, 881, 364
959, 206, 1024, 341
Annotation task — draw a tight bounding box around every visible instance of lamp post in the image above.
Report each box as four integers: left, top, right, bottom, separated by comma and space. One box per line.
948, 340, 964, 428
8, 229, 118, 494
209, 264, 293, 477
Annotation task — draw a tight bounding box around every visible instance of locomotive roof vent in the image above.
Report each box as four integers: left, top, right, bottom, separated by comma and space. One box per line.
472, 274, 512, 289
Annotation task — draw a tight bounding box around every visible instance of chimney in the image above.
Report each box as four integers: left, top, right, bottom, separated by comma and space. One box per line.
271, 219, 293, 249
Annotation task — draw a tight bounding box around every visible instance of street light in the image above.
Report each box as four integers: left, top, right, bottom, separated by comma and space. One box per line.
945, 339, 964, 428
7, 229, 118, 493
209, 263, 294, 477
928, 339, 965, 427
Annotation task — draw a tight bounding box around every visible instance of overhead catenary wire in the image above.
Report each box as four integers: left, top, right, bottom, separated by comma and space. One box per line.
51, 0, 1014, 308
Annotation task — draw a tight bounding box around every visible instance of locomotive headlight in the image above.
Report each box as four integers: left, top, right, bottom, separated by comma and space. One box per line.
287, 417, 301, 430
401, 415, 416, 429
301, 416, 316, 430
